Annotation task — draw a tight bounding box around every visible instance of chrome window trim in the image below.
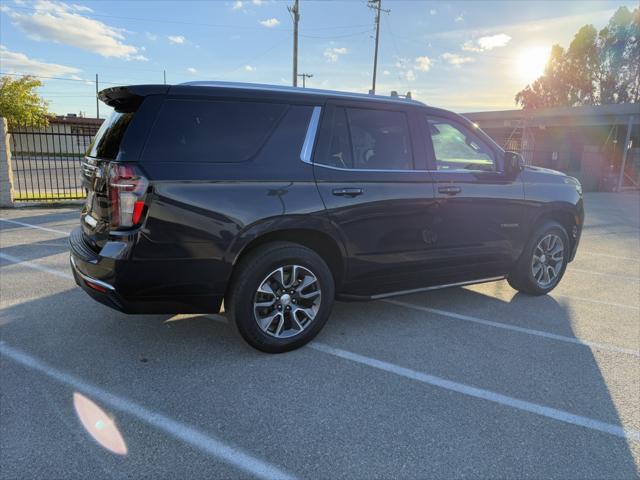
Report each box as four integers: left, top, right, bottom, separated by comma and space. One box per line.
300, 106, 322, 164
313, 163, 430, 173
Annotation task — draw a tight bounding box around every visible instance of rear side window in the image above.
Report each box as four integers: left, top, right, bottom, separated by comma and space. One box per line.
317, 106, 413, 170
87, 111, 134, 159
143, 99, 287, 163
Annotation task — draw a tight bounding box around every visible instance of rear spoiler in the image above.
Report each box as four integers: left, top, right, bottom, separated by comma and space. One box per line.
98, 85, 170, 112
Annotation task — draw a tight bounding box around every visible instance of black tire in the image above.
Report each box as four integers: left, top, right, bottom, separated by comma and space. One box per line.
507, 221, 570, 296
226, 242, 335, 353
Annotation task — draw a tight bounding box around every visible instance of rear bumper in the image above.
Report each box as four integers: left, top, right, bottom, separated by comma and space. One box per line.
69, 227, 223, 314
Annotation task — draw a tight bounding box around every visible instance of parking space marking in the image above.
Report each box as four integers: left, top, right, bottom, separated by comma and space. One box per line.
383, 299, 639, 357
0, 218, 70, 235
0, 252, 74, 280
568, 267, 640, 282
310, 342, 640, 442
550, 293, 639, 311
0, 342, 297, 480
579, 251, 640, 262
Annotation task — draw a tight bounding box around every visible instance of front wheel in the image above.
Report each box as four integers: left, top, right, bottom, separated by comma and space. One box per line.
508, 221, 569, 295
227, 242, 335, 353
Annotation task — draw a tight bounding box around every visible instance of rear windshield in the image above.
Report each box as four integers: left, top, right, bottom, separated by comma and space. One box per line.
86, 111, 134, 159
141, 99, 287, 163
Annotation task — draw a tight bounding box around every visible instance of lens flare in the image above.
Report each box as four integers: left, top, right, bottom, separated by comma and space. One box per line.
73, 392, 128, 455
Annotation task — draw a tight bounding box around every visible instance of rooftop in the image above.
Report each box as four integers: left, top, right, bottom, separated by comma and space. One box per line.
464, 103, 639, 128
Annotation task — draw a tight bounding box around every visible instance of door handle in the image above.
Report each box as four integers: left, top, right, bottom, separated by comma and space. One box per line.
438, 186, 462, 195
332, 188, 363, 197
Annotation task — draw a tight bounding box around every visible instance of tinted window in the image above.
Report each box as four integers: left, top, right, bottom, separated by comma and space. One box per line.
322, 107, 353, 168
144, 99, 287, 163
87, 111, 133, 159
427, 117, 495, 171
317, 107, 413, 170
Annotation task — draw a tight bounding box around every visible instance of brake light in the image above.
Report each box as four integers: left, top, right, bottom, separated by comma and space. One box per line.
108, 164, 149, 229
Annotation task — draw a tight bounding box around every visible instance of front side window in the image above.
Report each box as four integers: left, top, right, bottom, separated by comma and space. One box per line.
427, 117, 496, 172
143, 99, 287, 163
317, 107, 413, 170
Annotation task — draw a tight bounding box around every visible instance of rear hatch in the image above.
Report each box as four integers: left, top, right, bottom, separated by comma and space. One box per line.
81, 85, 167, 249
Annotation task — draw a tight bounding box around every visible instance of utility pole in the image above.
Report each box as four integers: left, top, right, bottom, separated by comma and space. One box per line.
95, 74, 99, 119
163, 70, 166, 85
368, 0, 389, 95
288, 0, 300, 87
297, 73, 313, 88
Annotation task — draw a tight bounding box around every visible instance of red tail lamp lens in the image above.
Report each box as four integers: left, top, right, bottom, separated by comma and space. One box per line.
109, 164, 148, 229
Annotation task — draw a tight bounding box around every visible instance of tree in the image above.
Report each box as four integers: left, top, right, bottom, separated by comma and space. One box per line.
0, 75, 50, 127
516, 6, 639, 109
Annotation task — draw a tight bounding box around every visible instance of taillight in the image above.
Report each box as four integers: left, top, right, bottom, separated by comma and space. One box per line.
108, 164, 149, 229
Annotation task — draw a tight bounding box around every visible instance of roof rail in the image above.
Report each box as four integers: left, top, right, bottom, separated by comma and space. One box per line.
178, 81, 425, 106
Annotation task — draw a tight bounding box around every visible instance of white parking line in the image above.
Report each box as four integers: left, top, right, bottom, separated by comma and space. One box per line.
0, 252, 73, 280
0, 218, 70, 235
0, 342, 296, 480
383, 299, 639, 357
578, 251, 640, 262
310, 342, 640, 442
551, 293, 639, 311
568, 267, 640, 282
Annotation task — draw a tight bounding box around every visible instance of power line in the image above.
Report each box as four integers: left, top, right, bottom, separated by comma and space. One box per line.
6, 4, 370, 33
0, 72, 123, 85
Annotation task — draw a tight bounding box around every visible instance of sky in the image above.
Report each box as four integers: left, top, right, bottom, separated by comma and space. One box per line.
0, 0, 636, 117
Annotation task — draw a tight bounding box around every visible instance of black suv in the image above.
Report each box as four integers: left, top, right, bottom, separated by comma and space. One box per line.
70, 82, 584, 353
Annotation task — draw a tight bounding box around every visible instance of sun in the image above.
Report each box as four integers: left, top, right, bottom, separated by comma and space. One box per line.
517, 46, 551, 83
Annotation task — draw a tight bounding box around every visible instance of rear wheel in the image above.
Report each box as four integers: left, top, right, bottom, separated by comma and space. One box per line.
507, 221, 569, 295
227, 242, 335, 353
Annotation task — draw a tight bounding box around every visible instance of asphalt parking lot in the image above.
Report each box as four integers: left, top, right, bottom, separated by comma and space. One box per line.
1, 192, 639, 480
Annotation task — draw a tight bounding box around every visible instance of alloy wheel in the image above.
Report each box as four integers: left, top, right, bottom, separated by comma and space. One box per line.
253, 265, 322, 339
531, 233, 565, 288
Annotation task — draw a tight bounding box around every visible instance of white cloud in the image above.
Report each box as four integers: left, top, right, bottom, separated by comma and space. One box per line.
168, 35, 185, 44
70, 3, 92, 12
478, 33, 511, 50
442, 52, 473, 66
145, 32, 158, 41
430, 9, 437, 15
455, 14, 464, 22
187, 67, 197, 74
383, 70, 390, 75
252, 0, 264, 4
5, 1, 146, 60
232, 0, 243, 10
463, 33, 512, 52
324, 46, 347, 63
70, 74, 93, 85
0, 45, 81, 76
259, 18, 280, 28
404, 69, 416, 81
244, 65, 255, 72
414, 56, 432, 72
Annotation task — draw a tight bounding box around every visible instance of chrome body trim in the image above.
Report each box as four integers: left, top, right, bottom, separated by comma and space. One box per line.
370, 276, 505, 300
70, 256, 116, 291
300, 106, 322, 164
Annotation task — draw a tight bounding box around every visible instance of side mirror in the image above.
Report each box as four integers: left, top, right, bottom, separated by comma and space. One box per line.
504, 151, 525, 175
